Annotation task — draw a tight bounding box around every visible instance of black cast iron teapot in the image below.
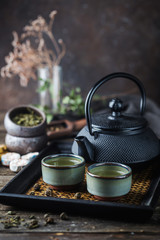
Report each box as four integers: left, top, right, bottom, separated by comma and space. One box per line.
72, 72, 160, 164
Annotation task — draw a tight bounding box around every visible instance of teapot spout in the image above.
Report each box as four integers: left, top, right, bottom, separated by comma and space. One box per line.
74, 136, 94, 162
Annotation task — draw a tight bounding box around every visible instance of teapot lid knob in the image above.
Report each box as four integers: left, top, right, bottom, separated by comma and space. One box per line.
108, 98, 124, 117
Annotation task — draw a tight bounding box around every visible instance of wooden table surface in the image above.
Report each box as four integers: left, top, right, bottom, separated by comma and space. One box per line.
0, 112, 160, 240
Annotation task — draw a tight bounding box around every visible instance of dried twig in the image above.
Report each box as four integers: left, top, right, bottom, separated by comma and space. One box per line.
1, 10, 66, 86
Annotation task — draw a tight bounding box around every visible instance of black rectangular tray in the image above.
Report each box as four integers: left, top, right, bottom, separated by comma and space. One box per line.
0, 140, 160, 221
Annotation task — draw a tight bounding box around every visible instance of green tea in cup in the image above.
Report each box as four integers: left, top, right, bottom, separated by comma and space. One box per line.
90, 165, 127, 178
44, 156, 82, 167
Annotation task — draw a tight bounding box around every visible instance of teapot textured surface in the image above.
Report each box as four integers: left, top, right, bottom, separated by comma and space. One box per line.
72, 72, 160, 164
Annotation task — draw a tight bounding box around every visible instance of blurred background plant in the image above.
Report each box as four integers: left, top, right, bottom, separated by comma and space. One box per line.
58, 87, 85, 117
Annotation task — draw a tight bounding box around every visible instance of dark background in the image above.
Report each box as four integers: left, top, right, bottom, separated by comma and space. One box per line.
0, 0, 160, 111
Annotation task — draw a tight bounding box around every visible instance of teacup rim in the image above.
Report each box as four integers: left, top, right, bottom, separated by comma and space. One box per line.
87, 162, 132, 180
42, 153, 85, 169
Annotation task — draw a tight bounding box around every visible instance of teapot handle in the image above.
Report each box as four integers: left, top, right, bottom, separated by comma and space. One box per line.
85, 72, 146, 136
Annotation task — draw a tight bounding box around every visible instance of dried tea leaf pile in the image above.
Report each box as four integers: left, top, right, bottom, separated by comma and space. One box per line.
12, 109, 43, 127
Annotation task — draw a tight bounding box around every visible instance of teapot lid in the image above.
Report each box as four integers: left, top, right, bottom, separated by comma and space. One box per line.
91, 98, 147, 135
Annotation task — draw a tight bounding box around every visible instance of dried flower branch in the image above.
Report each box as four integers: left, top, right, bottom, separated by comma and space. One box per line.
1, 10, 66, 86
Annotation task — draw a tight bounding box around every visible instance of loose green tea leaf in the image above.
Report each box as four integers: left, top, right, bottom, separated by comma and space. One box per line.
26, 219, 39, 229
33, 183, 41, 191
60, 212, 69, 220
45, 216, 54, 224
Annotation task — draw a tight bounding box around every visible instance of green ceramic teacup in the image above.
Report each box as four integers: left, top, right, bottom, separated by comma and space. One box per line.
86, 162, 132, 200
41, 154, 85, 190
